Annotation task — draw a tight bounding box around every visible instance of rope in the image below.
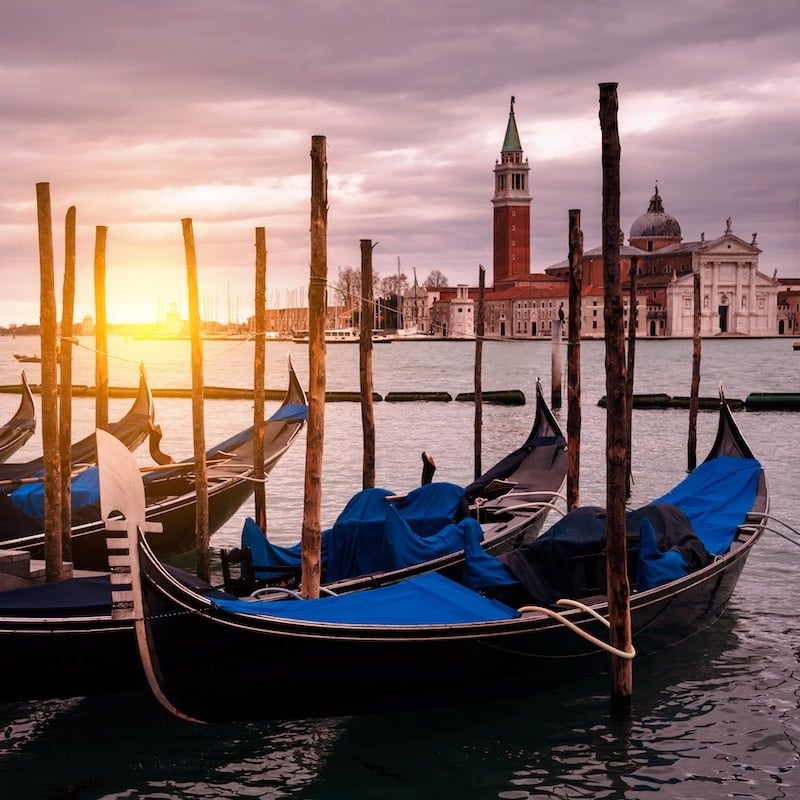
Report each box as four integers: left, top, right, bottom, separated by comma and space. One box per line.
739, 521, 800, 549
516, 599, 637, 660
745, 511, 800, 539
63, 335, 256, 368
482, 499, 567, 518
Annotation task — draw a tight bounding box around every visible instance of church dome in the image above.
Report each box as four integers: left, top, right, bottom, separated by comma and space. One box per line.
630, 185, 682, 241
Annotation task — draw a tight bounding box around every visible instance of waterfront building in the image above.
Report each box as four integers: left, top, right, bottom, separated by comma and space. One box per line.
776, 278, 800, 336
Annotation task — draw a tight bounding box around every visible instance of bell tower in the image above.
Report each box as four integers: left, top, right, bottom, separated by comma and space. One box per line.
492, 96, 531, 288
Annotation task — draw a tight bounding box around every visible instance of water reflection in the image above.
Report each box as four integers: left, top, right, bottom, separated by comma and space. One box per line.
0, 693, 344, 799
299, 612, 797, 800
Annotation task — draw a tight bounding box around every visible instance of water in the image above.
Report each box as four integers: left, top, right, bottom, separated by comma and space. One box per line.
0, 334, 798, 799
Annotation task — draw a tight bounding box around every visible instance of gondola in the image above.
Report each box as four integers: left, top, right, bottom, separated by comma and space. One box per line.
220, 379, 567, 595
0, 359, 308, 571
0, 374, 551, 703
116, 392, 769, 723
0, 362, 157, 487
0, 372, 36, 463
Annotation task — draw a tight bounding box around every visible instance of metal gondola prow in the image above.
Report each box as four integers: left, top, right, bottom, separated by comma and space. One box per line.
705, 383, 755, 462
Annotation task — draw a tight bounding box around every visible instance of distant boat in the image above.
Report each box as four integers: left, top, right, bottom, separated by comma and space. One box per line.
793, 341, 800, 351
292, 328, 392, 344
0, 372, 36, 463
13, 354, 41, 363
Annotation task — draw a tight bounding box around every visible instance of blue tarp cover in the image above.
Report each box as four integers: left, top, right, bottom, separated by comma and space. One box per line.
9, 467, 100, 519
651, 456, 761, 556
637, 517, 691, 590
213, 571, 520, 625
269, 402, 308, 422
0, 574, 113, 616
501, 455, 762, 598
242, 482, 469, 583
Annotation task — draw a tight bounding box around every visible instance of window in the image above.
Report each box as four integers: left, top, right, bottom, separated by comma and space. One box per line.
592, 320, 598, 329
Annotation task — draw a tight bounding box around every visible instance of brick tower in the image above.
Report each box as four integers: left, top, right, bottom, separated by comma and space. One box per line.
492, 96, 531, 288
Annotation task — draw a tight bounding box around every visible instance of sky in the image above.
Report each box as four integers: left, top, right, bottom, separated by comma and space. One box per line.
2, 0, 799, 326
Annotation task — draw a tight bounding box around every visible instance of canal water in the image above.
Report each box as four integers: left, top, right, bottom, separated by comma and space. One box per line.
0, 335, 797, 799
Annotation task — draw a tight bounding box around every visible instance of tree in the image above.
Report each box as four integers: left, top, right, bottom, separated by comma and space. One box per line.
423, 269, 449, 288
379, 272, 409, 297
333, 266, 361, 309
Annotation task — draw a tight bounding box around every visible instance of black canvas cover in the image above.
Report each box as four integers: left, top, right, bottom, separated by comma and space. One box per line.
499, 502, 711, 605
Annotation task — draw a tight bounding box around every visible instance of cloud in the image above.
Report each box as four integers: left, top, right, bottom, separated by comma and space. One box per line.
1, 0, 798, 325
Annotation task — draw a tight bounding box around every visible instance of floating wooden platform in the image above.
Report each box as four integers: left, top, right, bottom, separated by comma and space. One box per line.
0, 385, 525, 404
598, 394, 746, 410
744, 393, 800, 411
455, 390, 526, 405
384, 391, 453, 402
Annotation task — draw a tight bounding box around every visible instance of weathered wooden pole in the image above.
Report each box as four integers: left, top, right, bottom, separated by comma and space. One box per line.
93, 226, 109, 430
688, 267, 702, 471
551, 317, 563, 409
182, 218, 210, 582
301, 135, 327, 600
36, 182, 63, 581
474, 265, 485, 479
625, 256, 638, 498
253, 226, 267, 532
567, 209, 583, 511
359, 238, 376, 490
599, 82, 633, 712
59, 206, 76, 561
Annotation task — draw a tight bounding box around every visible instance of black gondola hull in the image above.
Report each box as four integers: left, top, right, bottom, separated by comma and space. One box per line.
137, 525, 761, 722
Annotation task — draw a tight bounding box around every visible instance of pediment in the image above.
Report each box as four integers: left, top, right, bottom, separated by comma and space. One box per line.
698, 232, 761, 257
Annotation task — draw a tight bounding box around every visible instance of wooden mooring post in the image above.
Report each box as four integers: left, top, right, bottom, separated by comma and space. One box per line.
599, 82, 633, 712
625, 256, 638, 498
60, 205, 76, 561
567, 209, 583, 511
551, 318, 563, 410
36, 182, 63, 581
253, 226, 267, 532
688, 268, 702, 471
93, 225, 109, 430
474, 265, 485, 480
301, 135, 328, 600
182, 218, 210, 582
360, 239, 376, 490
